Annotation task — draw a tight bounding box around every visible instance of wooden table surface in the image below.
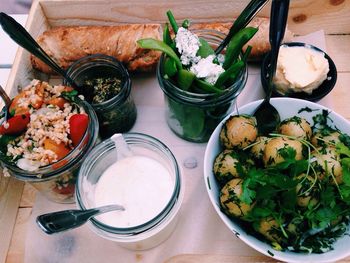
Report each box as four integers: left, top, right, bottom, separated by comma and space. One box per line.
2, 5, 350, 263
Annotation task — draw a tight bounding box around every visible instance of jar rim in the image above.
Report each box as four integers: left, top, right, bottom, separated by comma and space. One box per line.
0, 98, 99, 181
64, 54, 132, 108
76, 132, 182, 235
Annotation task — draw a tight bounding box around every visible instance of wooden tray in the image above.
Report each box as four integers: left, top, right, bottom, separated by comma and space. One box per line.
1, 1, 350, 262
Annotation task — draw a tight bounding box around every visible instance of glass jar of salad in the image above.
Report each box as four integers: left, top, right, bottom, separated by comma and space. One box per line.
0, 80, 99, 203
65, 54, 137, 139
157, 30, 248, 143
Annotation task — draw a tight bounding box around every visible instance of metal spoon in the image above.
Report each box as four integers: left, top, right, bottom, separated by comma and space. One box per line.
36, 204, 125, 234
0, 12, 80, 91
215, 0, 270, 55
253, 0, 290, 135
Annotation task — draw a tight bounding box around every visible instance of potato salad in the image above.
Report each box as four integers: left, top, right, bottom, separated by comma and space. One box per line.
214, 109, 350, 253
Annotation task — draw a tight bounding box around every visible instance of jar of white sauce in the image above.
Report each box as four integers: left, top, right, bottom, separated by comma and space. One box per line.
76, 133, 183, 250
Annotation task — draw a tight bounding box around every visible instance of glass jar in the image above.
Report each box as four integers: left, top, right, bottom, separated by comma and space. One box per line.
157, 30, 248, 143
0, 99, 99, 203
65, 54, 137, 139
76, 133, 183, 250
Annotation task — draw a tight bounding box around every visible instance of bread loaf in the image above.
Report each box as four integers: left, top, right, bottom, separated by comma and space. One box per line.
31, 18, 293, 74
190, 17, 294, 60
31, 24, 162, 74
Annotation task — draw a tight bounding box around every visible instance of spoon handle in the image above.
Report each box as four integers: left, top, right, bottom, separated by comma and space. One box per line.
267, 0, 290, 97
0, 84, 12, 108
0, 12, 78, 89
215, 0, 270, 54
36, 204, 125, 234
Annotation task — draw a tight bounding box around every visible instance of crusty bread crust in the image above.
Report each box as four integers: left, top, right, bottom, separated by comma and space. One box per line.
31, 18, 293, 74
191, 17, 294, 60
31, 24, 162, 74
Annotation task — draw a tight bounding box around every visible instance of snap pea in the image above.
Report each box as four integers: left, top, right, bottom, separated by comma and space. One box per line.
166, 10, 179, 33
195, 78, 224, 94
182, 19, 190, 29
223, 27, 258, 69
224, 45, 251, 85
163, 23, 174, 48
215, 60, 244, 87
242, 45, 252, 62
164, 57, 178, 77
197, 38, 215, 58
177, 69, 195, 91
137, 39, 182, 69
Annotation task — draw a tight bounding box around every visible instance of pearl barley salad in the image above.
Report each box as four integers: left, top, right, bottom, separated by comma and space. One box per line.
0, 79, 88, 172
138, 10, 257, 93
214, 109, 350, 253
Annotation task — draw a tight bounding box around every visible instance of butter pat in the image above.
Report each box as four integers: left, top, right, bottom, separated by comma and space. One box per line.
274, 46, 329, 95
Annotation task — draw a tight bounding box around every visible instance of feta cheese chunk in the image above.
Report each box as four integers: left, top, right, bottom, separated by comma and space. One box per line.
175, 27, 201, 65
190, 55, 225, 85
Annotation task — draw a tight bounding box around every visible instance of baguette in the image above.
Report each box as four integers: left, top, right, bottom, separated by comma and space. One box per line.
31, 18, 293, 74
31, 24, 162, 74
190, 17, 294, 60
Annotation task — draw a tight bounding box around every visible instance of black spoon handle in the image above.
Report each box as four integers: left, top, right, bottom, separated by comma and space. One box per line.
0, 12, 78, 89
0, 84, 12, 108
36, 204, 125, 234
215, 0, 270, 55
267, 0, 290, 98
36, 208, 101, 234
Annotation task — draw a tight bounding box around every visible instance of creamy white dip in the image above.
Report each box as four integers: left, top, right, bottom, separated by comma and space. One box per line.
94, 155, 174, 228
274, 46, 329, 95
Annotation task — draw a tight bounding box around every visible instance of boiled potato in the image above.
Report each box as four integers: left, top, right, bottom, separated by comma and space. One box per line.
213, 150, 244, 185
311, 131, 341, 148
313, 147, 342, 184
256, 217, 281, 243
220, 115, 258, 149
250, 136, 269, 160
278, 116, 312, 141
263, 137, 304, 166
220, 178, 253, 218
295, 174, 319, 207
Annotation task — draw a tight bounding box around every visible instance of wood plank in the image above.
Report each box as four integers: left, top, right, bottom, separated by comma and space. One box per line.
19, 184, 36, 208
165, 254, 276, 263
37, 0, 350, 35
5, 208, 32, 263
165, 253, 350, 263
326, 34, 350, 73
329, 72, 350, 120
286, 0, 350, 35
0, 178, 23, 263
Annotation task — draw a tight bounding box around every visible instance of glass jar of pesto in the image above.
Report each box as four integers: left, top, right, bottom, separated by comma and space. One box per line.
65, 54, 137, 139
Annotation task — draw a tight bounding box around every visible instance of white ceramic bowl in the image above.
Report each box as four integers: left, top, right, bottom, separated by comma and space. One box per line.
204, 97, 350, 262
